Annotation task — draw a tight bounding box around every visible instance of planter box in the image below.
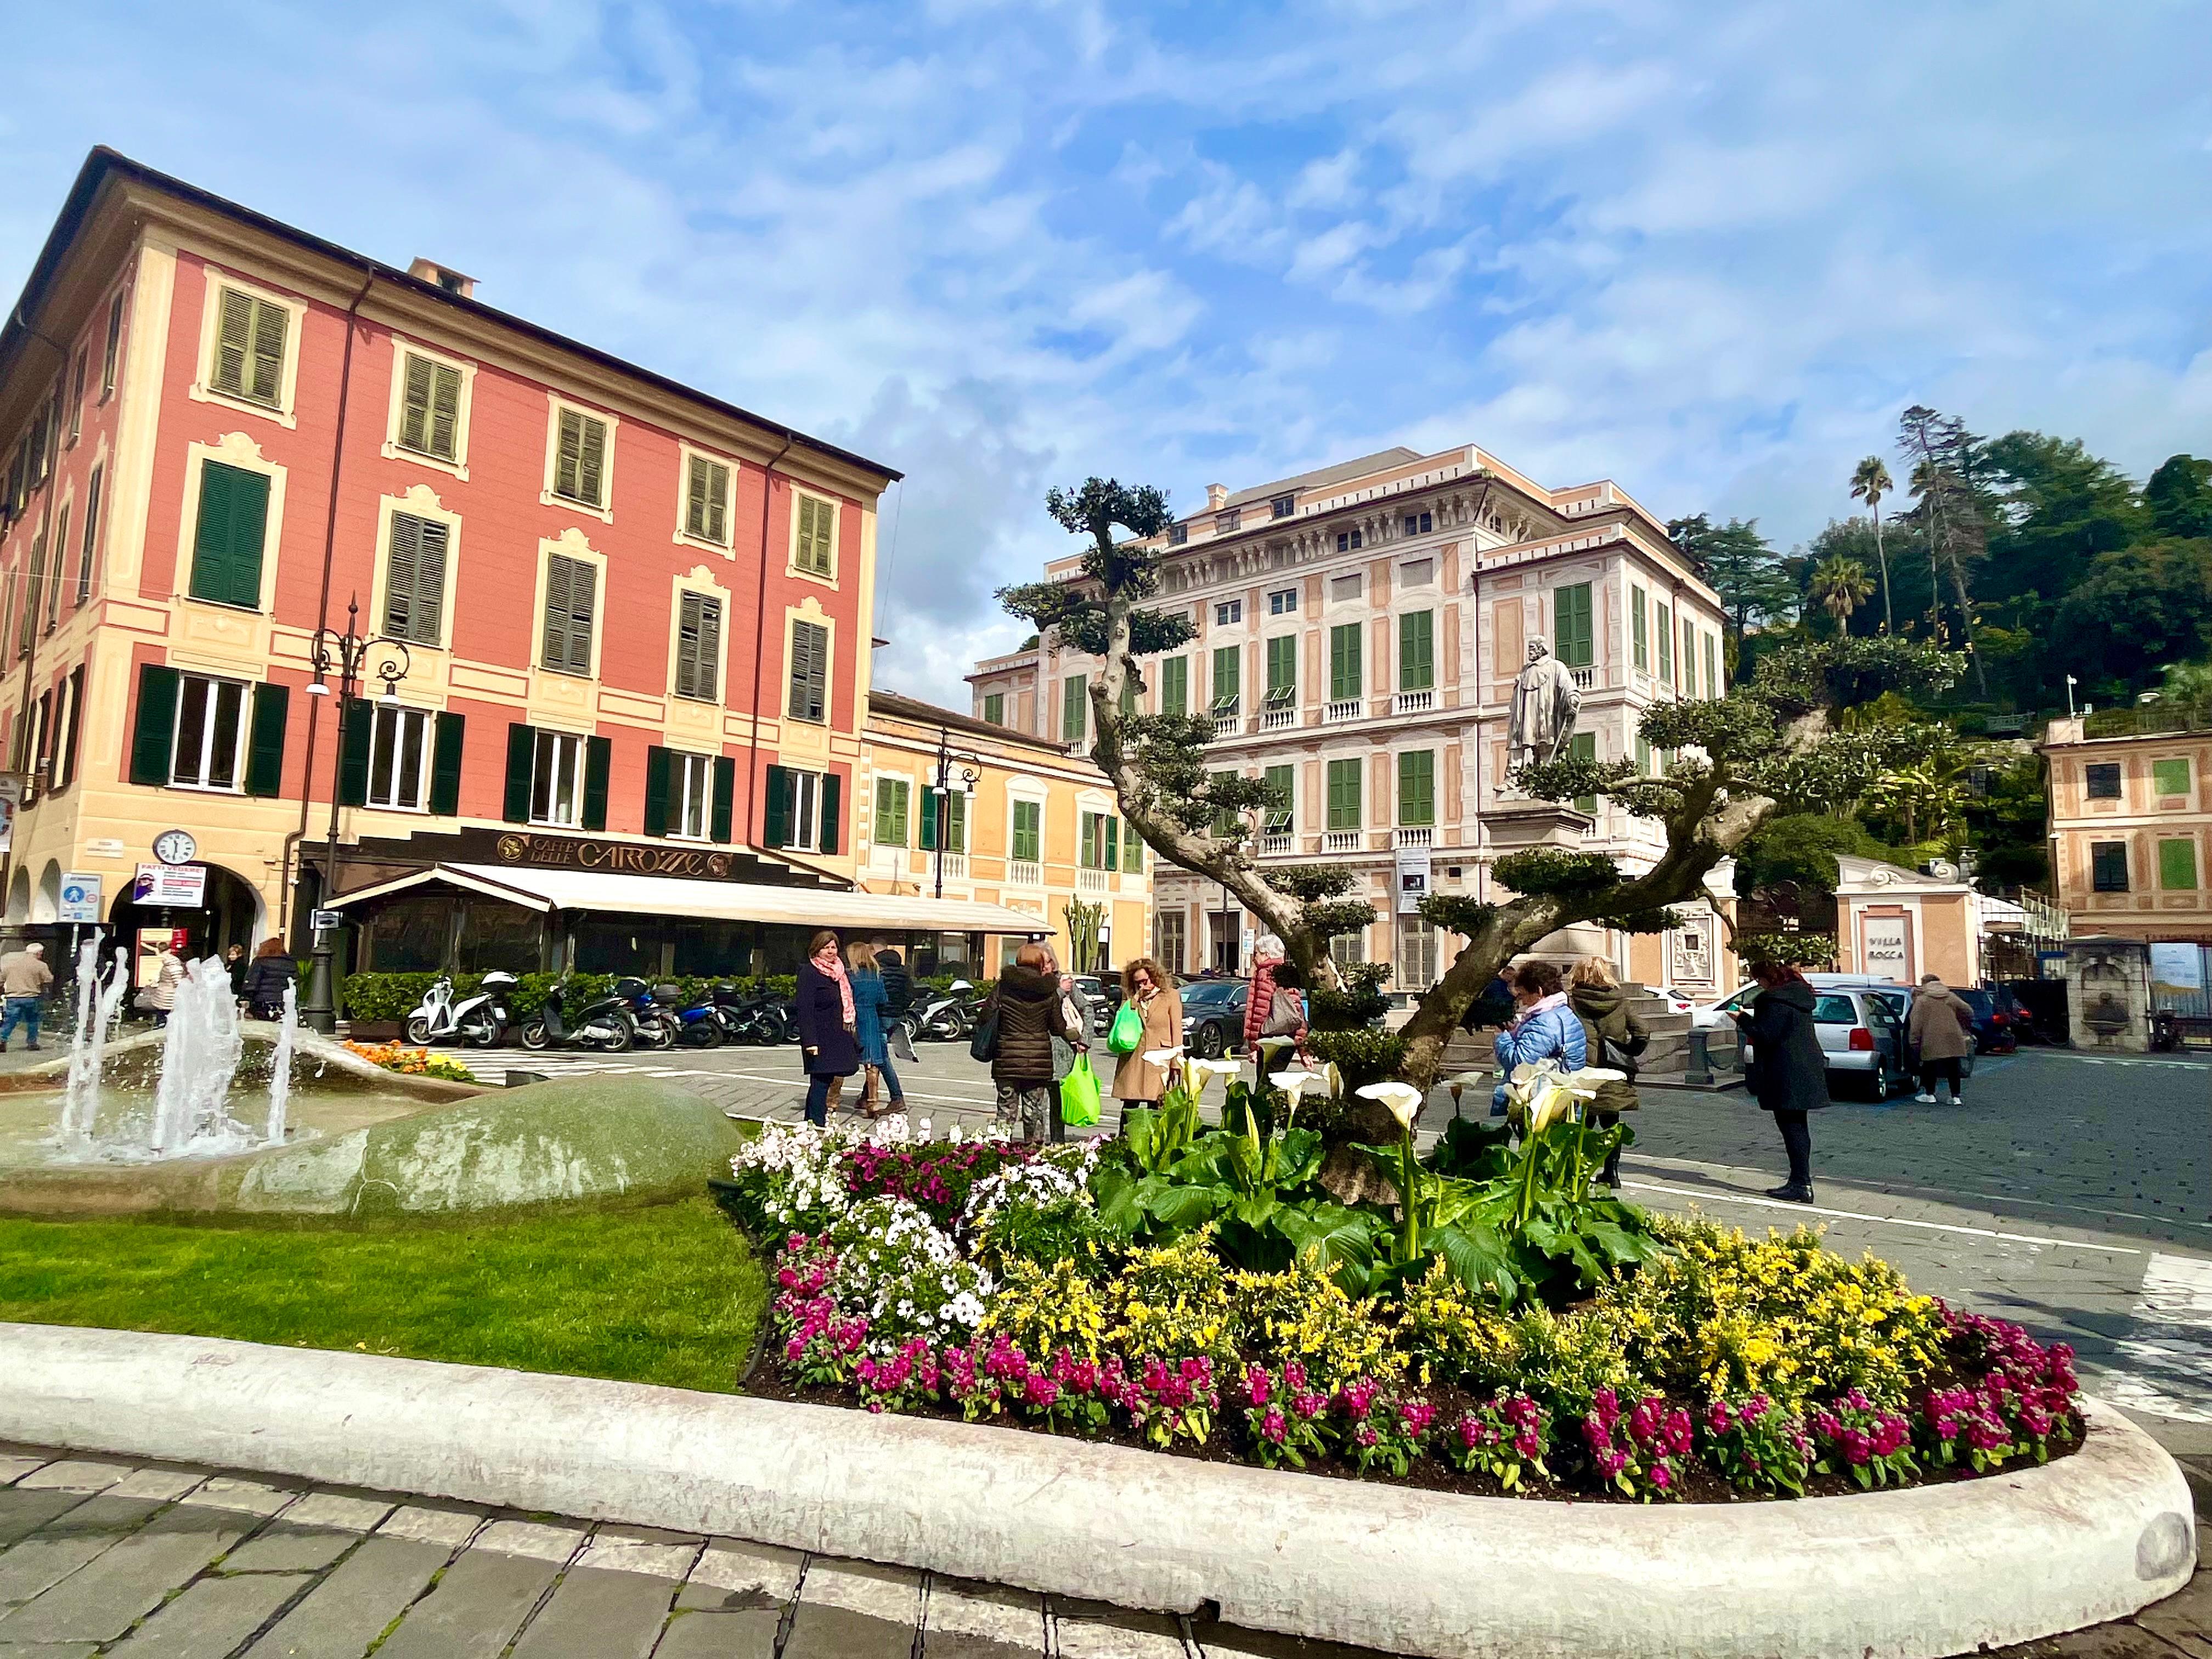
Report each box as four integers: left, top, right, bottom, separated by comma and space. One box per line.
0, 1322, 2193, 1659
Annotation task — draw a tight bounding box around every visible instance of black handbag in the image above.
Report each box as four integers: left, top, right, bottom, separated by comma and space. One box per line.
968, 994, 1001, 1064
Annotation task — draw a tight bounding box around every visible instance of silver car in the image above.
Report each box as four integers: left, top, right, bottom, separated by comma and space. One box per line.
1728, 977, 1916, 1100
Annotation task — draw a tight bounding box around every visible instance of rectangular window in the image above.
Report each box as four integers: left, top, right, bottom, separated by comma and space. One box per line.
75, 465, 100, 606
1265, 634, 1297, 708
1631, 587, 1649, 671
381, 511, 449, 645
1263, 764, 1294, 833
188, 460, 270, 609
57, 665, 83, 789
2085, 763, 2123, 800
530, 729, 586, 827
872, 777, 910, 847
1399, 610, 1435, 691
787, 619, 830, 723
1215, 599, 1243, 627
1211, 645, 1240, 712
677, 456, 730, 544
1400, 557, 1433, 587
1063, 673, 1087, 743
1703, 633, 1718, 700
1637, 736, 1654, 775
1336, 529, 1363, 551
1216, 509, 1240, 534
2158, 838, 2199, 890
398, 354, 464, 461
1327, 756, 1362, 830
19, 535, 44, 658
1330, 573, 1362, 602
938, 788, 968, 854
211, 287, 288, 407
1268, 586, 1299, 616
1329, 931, 1366, 968
1683, 617, 1696, 692
1397, 920, 1439, 991
674, 591, 723, 701
44, 507, 67, 633
2090, 840, 2130, 892
671, 752, 714, 840
1329, 622, 1363, 702
1402, 510, 1433, 535
1570, 730, 1598, 815
1155, 907, 1186, 972
1122, 815, 1142, 873
1078, 810, 1105, 867
171, 674, 250, 791
101, 291, 124, 399
366, 703, 433, 810
1554, 583, 1593, 669
1397, 750, 1436, 826
794, 494, 836, 575
552, 407, 609, 507
1656, 602, 1674, 686
983, 692, 1005, 726
25, 404, 48, 489
1160, 656, 1188, 718
540, 552, 597, 675
766, 766, 834, 851
67, 348, 86, 444
1011, 799, 1041, 862
1168, 523, 1188, 546
2153, 758, 2192, 798
1271, 494, 1296, 519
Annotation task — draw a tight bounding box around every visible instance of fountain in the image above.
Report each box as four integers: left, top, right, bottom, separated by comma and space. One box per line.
265, 981, 297, 1147
147, 957, 252, 1154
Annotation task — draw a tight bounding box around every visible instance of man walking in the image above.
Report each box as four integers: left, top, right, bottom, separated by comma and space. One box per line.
0, 941, 55, 1052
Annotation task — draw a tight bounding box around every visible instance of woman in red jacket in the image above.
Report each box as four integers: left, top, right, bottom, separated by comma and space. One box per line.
1242, 934, 1308, 1060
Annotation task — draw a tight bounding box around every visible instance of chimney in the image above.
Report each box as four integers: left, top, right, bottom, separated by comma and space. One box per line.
1206, 483, 1228, 511
408, 257, 478, 300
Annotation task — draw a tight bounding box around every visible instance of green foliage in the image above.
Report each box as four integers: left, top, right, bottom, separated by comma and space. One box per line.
1747, 635, 1967, 718
1491, 849, 1622, 896
1300, 960, 1391, 1030
998, 477, 1190, 661
2146, 455, 2212, 541
1731, 932, 1837, 967
1733, 812, 1891, 900
1669, 514, 1793, 639
1264, 863, 1361, 902
1419, 894, 1498, 937
1303, 1028, 1408, 1093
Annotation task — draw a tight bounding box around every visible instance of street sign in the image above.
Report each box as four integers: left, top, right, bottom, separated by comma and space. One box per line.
134, 863, 207, 907
58, 872, 102, 924
312, 909, 345, 933
153, 828, 198, 866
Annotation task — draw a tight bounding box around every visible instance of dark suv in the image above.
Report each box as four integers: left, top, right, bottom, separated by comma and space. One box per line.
1179, 978, 1250, 1058
1953, 986, 2023, 1054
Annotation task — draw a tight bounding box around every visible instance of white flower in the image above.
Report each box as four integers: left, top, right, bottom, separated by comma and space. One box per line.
1142, 1045, 1185, 1065
1183, 1057, 1239, 1092
1270, 1069, 1325, 1106
1444, 1070, 1489, 1101
1357, 1080, 1425, 1129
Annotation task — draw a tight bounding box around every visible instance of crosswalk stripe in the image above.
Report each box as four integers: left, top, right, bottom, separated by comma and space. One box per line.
2096, 1252, 2212, 1424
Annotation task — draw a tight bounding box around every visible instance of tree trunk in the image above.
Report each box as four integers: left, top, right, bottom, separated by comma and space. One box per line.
1874, 507, 1893, 634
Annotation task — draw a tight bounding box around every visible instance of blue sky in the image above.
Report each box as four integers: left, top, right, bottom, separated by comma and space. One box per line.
6, 1, 2210, 704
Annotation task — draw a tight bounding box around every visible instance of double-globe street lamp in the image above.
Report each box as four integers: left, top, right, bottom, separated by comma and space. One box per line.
296, 596, 410, 1034
929, 725, 983, 901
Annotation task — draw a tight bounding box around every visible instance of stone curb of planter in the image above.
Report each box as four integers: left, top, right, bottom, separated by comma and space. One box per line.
0, 1322, 2194, 1659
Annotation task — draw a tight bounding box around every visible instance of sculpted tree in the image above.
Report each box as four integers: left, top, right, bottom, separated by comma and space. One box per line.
1001, 477, 1963, 1088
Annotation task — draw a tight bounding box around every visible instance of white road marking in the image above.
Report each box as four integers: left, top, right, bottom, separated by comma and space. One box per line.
1621, 1178, 2145, 1255
2012, 1050, 2212, 1071
2098, 1252, 2212, 1424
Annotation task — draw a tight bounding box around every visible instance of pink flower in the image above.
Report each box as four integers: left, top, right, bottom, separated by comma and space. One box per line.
1650, 1462, 1673, 1490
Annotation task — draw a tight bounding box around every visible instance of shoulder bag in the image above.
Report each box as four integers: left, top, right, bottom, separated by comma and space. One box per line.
968, 992, 1001, 1064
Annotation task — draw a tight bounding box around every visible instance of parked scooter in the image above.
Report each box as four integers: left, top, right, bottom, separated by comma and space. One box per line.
713, 985, 795, 1046
656, 982, 724, 1048
518, 974, 638, 1052
403, 971, 518, 1048
913, 980, 976, 1041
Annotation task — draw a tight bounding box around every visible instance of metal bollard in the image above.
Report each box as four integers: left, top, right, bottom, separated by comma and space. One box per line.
1684, 1028, 1714, 1088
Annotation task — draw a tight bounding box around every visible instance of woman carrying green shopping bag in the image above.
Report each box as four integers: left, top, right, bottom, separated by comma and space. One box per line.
1110, 957, 1183, 1111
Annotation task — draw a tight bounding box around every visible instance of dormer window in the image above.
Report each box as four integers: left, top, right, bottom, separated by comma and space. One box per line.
1216, 509, 1241, 534
1168, 523, 1188, 546
1271, 493, 1296, 519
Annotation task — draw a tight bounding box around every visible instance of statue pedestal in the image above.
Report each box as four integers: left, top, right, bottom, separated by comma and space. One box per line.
1480, 801, 1596, 851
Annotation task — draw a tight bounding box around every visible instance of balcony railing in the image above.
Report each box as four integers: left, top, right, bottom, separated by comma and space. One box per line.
1211, 709, 1241, 738
934, 853, 968, 881
1323, 830, 1361, 853
1393, 689, 1434, 715
1077, 868, 1109, 893
1261, 707, 1298, 731
1324, 698, 1361, 724
1007, 859, 1042, 887
1569, 666, 1595, 691
1260, 831, 1294, 855
1395, 826, 1434, 849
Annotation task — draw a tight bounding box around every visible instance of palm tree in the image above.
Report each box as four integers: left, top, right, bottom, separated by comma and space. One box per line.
1849, 455, 1894, 633
1810, 555, 1875, 630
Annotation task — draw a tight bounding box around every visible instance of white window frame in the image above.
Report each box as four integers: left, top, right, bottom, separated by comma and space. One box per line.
676, 445, 738, 554
530, 729, 588, 827
170, 673, 252, 793
788, 489, 840, 585
381, 340, 477, 480
1215, 598, 1243, 627
1267, 586, 1299, 616
189, 274, 307, 428
777, 768, 827, 851
672, 750, 714, 841
539, 396, 618, 522
366, 703, 436, 812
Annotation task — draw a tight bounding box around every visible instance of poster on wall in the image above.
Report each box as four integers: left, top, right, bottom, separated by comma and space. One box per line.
133, 863, 207, 907
2149, 941, 2205, 995
1860, 913, 1912, 982
134, 927, 190, 989
1669, 913, 1717, 990
1392, 845, 1433, 915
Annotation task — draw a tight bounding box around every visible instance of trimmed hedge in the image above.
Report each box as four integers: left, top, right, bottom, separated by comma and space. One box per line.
340, 972, 799, 1023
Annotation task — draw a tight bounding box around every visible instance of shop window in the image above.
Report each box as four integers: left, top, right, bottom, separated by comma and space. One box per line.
2090, 840, 2130, 892
2084, 763, 2122, 800
458, 900, 544, 974
366, 895, 450, 972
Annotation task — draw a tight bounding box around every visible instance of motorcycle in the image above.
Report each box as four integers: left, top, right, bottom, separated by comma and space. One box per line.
518, 974, 639, 1052
656, 983, 724, 1048
403, 970, 518, 1048
913, 979, 976, 1041
714, 985, 795, 1046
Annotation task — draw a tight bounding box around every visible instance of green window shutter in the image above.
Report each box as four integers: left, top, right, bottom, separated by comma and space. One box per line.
214, 290, 253, 397
1656, 605, 1673, 683
1212, 645, 1240, 708
687, 458, 730, 542
1327, 758, 1361, 830
711, 755, 736, 842
690, 595, 721, 700
429, 363, 461, 459
764, 764, 793, 847
2153, 758, 2191, 797
874, 778, 907, 847
1397, 751, 1435, 826
338, 698, 373, 806
676, 593, 704, 698
1702, 633, 1718, 700
946, 789, 967, 853
1683, 618, 1695, 693
502, 723, 535, 822
249, 298, 287, 404
1264, 764, 1294, 832
788, 620, 828, 721
1103, 814, 1118, 870
644, 745, 672, 837
1570, 731, 1598, 814
686, 458, 711, 538
1122, 816, 1142, 873
2159, 839, 2199, 890
983, 693, 1004, 725
543, 554, 594, 674
1632, 589, 1648, 670
919, 783, 938, 850
129, 663, 181, 785
555, 409, 584, 499
1160, 656, 1187, 717
820, 772, 842, 855
400, 354, 434, 452
1013, 800, 1040, 861
1266, 635, 1296, 702
190, 461, 269, 608
1077, 811, 1095, 867
1399, 611, 1434, 690
244, 682, 288, 797
383, 512, 447, 645
1637, 736, 1653, 776
1063, 674, 1086, 743
580, 416, 607, 505
430, 711, 465, 815
1555, 584, 1593, 668
582, 734, 611, 831
1329, 624, 1363, 701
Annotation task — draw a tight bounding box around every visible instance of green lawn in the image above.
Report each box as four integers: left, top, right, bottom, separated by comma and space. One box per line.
0, 1197, 765, 1394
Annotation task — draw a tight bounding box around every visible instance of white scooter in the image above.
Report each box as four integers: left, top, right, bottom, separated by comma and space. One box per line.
403, 970, 518, 1047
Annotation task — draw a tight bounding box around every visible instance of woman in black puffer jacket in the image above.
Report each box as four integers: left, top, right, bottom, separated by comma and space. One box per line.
1737, 961, 1830, 1204
986, 944, 1080, 1144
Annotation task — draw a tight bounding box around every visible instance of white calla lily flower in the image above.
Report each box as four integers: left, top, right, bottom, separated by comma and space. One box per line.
1142, 1045, 1186, 1066
1356, 1080, 1425, 1129
1271, 1068, 1324, 1097
1182, 1057, 1239, 1092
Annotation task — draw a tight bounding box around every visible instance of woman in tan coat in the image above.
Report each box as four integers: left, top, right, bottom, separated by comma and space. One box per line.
1908, 974, 1976, 1105
1111, 957, 1183, 1108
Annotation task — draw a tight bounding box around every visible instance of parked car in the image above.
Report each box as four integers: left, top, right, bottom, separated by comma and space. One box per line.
1953, 985, 2023, 1054
1179, 977, 1250, 1058
1733, 974, 1921, 1099
1070, 974, 1122, 1038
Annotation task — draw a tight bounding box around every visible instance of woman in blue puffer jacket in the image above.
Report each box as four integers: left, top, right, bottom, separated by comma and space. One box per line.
1491, 959, 1587, 1113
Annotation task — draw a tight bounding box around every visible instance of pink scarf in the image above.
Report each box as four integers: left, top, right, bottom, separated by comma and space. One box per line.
1511, 990, 1569, 1028
814, 947, 855, 1026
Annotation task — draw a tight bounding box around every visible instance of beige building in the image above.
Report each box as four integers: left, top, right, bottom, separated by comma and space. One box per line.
859, 691, 1150, 976
969, 443, 1739, 997
2041, 713, 2212, 946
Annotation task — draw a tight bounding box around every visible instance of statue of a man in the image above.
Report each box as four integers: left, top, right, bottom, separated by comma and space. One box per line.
1507, 637, 1582, 778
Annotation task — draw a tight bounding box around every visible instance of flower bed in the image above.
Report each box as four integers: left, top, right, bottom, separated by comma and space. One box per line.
721, 1111, 2082, 1503
343, 1041, 479, 1085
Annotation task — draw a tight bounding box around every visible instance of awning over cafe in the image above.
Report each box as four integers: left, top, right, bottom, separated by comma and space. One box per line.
327, 862, 1051, 935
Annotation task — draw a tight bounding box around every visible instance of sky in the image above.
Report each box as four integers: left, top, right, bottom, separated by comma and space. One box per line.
4, 1, 2210, 707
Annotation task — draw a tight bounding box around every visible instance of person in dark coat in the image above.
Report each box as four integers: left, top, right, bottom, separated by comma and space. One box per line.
795, 929, 859, 1127
223, 943, 249, 1002
240, 939, 298, 1022
987, 943, 1081, 1143
1736, 961, 1830, 1203
1566, 956, 1647, 1189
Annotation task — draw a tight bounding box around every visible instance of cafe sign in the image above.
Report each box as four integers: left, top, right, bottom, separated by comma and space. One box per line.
494, 832, 736, 879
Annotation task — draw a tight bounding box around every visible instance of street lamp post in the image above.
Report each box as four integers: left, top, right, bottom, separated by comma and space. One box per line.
929, 724, 981, 900
296, 596, 411, 1034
